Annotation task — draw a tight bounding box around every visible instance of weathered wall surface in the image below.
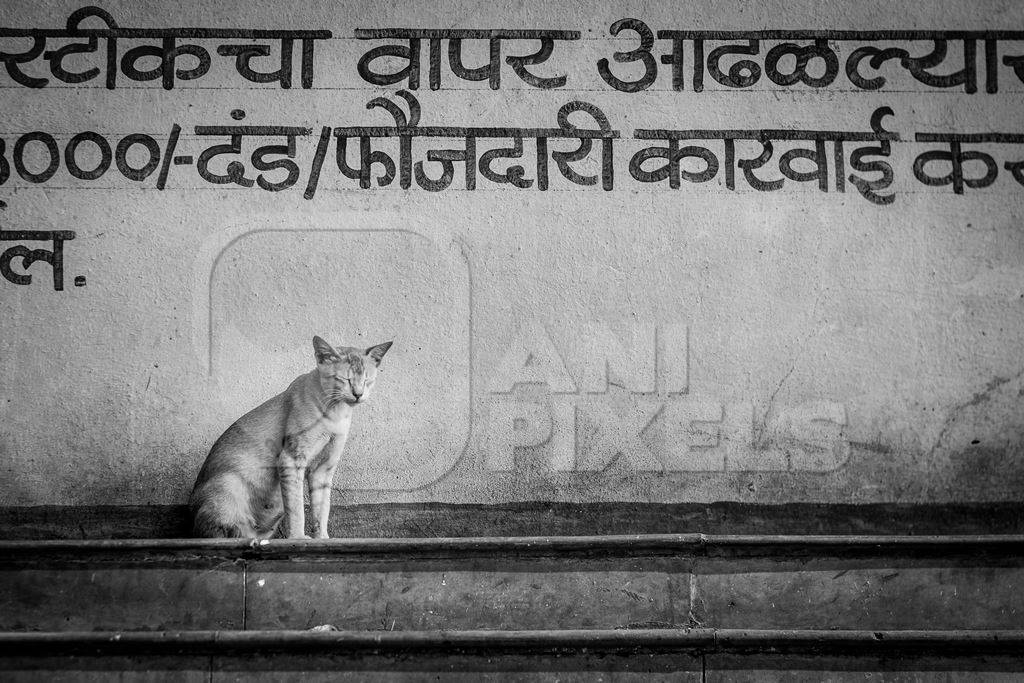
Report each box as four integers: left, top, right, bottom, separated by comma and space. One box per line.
0, 0, 1022, 507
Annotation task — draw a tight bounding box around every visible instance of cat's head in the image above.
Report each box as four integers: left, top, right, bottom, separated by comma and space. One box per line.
312, 335, 393, 405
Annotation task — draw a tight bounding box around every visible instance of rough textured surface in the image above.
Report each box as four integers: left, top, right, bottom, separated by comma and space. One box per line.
245, 564, 685, 630
211, 668, 701, 683
2, 634, 1023, 680
704, 655, 1024, 682
0, 566, 244, 631
693, 565, 1024, 630
5, 651, 1022, 682
2, 536, 1022, 632
706, 672, 1020, 682
0, 0, 1022, 510
1, 653, 703, 682
0, 658, 210, 683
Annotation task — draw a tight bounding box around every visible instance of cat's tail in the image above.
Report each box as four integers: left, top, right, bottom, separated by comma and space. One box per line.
189, 482, 259, 539
191, 509, 247, 538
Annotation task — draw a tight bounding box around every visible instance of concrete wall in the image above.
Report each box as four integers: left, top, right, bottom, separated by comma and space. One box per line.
0, 0, 1022, 507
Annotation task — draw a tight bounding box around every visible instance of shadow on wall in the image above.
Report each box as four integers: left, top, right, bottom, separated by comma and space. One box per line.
935, 371, 1024, 499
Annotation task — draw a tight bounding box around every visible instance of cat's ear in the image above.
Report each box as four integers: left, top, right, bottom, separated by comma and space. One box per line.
366, 341, 393, 365
312, 335, 339, 363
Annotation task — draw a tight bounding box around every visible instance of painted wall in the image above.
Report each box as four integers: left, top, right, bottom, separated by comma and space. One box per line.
0, 0, 1022, 507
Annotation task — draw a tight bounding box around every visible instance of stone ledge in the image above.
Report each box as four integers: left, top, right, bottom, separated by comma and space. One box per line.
4, 502, 1024, 540
1, 629, 1023, 657
2, 533, 1023, 565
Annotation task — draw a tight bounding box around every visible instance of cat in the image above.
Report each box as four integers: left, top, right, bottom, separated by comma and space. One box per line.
189, 336, 392, 539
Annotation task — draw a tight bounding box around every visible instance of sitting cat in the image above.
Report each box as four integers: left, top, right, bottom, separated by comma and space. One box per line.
189, 336, 392, 539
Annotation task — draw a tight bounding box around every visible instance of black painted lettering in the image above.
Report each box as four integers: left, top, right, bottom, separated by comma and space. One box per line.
597, 19, 657, 93
64, 132, 112, 181
13, 132, 59, 183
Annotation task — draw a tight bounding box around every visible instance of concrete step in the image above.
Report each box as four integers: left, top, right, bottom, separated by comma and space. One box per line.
2, 535, 1023, 633
1, 629, 1023, 681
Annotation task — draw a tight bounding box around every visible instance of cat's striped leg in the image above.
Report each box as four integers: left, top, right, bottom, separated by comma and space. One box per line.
277, 454, 308, 538
308, 465, 337, 539
309, 434, 347, 539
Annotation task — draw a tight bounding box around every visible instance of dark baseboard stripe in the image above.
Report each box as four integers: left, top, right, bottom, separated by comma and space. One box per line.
2, 502, 1024, 540
1, 629, 1023, 658
2, 533, 1023, 565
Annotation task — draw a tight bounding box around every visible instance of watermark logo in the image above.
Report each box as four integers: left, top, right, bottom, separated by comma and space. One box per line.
482, 320, 849, 473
